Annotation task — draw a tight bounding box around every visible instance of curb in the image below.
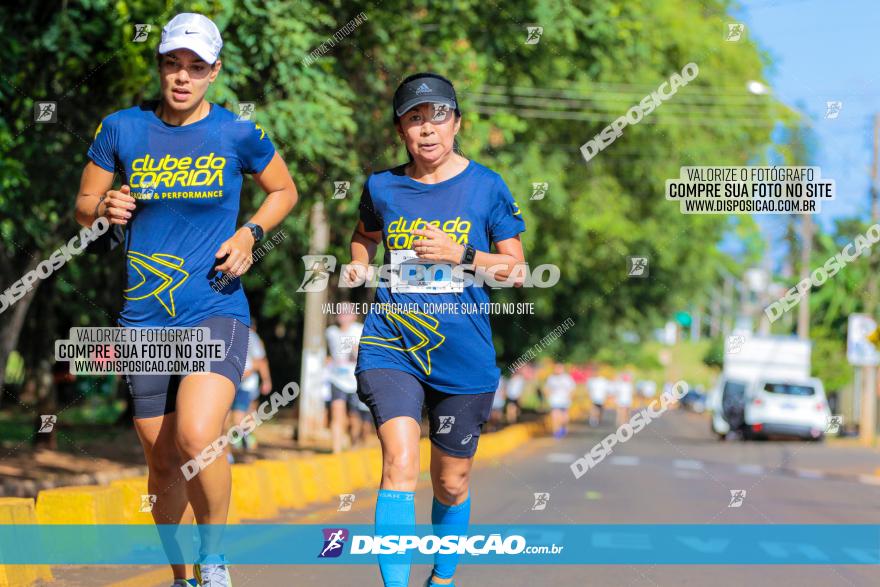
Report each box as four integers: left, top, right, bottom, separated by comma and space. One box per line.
36, 485, 126, 525
340, 449, 371, 491
288, 457, 325, 504
0, 497, 52, 587
312, 453, 353, 497
419, 437, 431, 472
230, 464, 279, 520
253, 460, 302, 510
109, 477, 155, 525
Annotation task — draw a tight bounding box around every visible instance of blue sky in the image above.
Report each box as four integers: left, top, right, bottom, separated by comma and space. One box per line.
735, 0, 880, 238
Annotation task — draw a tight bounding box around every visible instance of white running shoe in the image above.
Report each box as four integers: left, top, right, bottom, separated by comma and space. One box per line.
194, 562, 232, 587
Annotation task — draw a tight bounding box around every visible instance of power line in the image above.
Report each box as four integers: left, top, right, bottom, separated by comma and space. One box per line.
470, 85, 772, 103
476, 83, 880, 99
466, 92, 778, 114
469, 105, 783, 126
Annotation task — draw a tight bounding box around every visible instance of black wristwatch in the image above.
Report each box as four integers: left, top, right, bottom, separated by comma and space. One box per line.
460, 243, 476, 265
244, 222, 264, 243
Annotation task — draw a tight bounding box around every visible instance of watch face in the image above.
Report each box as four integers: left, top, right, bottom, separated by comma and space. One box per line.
250, 224, 263, 241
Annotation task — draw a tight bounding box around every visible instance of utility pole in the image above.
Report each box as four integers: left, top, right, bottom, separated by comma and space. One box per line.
710, 284, 721, 338
298, 200, 331, 443
796, 213, 812, 339
864, 114, 880, 445
867, 113, 879, 316
690, 303, 702, 341
722, 273, 734, 337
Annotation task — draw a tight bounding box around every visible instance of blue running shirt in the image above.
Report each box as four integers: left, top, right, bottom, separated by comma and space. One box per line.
87, 102, 276, 327
355, 161, 526, 394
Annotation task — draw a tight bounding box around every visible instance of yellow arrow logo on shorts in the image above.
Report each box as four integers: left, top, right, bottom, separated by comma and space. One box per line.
360, 311, 445, 375
124, 252, 190, 317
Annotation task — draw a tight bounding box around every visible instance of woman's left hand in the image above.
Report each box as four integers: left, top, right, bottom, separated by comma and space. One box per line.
411, 224, 464, 264
214, 229, 255, 277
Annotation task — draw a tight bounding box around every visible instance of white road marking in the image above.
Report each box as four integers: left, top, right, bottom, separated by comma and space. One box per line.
737, 464, 765, 475
609, 456, 640, 466
546, 453, 578, 463
673, 459, 704, 470
795, 469, 825, 479
674, 470, 703, 479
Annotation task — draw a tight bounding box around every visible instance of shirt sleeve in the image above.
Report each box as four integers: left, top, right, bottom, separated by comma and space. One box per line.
488, 175, 526, 243
87, 116, 118, 172
358, 177, 383, 232
236, 120, 276, 174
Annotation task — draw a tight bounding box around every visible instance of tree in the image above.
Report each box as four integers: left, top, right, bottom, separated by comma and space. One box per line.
1, 0, 783, 409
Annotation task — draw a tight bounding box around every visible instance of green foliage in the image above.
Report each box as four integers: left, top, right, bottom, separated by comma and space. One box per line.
594, 342, 662, 370
802, 218, 875, 391
702, 336, 724, 369
1, 0, 780, 386
641, 339, 719, 387
810, 325, 850, 392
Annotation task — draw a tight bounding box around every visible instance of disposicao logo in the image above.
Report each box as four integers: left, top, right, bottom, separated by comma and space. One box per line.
319, 528, 349, 558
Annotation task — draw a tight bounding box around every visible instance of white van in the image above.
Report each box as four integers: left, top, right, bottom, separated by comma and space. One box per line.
743, 377, 830, 440
710, 377, 748, 438
708, 334, 813, 439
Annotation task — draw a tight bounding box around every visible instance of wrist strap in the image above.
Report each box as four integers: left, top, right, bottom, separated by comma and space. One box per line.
93, 195, 107, 220
460, 243, 476, 265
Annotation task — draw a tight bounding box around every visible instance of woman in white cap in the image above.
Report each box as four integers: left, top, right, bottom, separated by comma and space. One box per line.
73, 12, 298, 587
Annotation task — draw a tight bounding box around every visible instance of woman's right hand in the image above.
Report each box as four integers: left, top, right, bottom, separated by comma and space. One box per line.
102, 184, 136, 225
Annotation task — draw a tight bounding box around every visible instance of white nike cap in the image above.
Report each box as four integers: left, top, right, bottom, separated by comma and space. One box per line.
158, 13, 223, 64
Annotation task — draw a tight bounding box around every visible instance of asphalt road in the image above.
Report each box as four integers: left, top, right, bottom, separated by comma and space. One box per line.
53, 408, 880, 586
